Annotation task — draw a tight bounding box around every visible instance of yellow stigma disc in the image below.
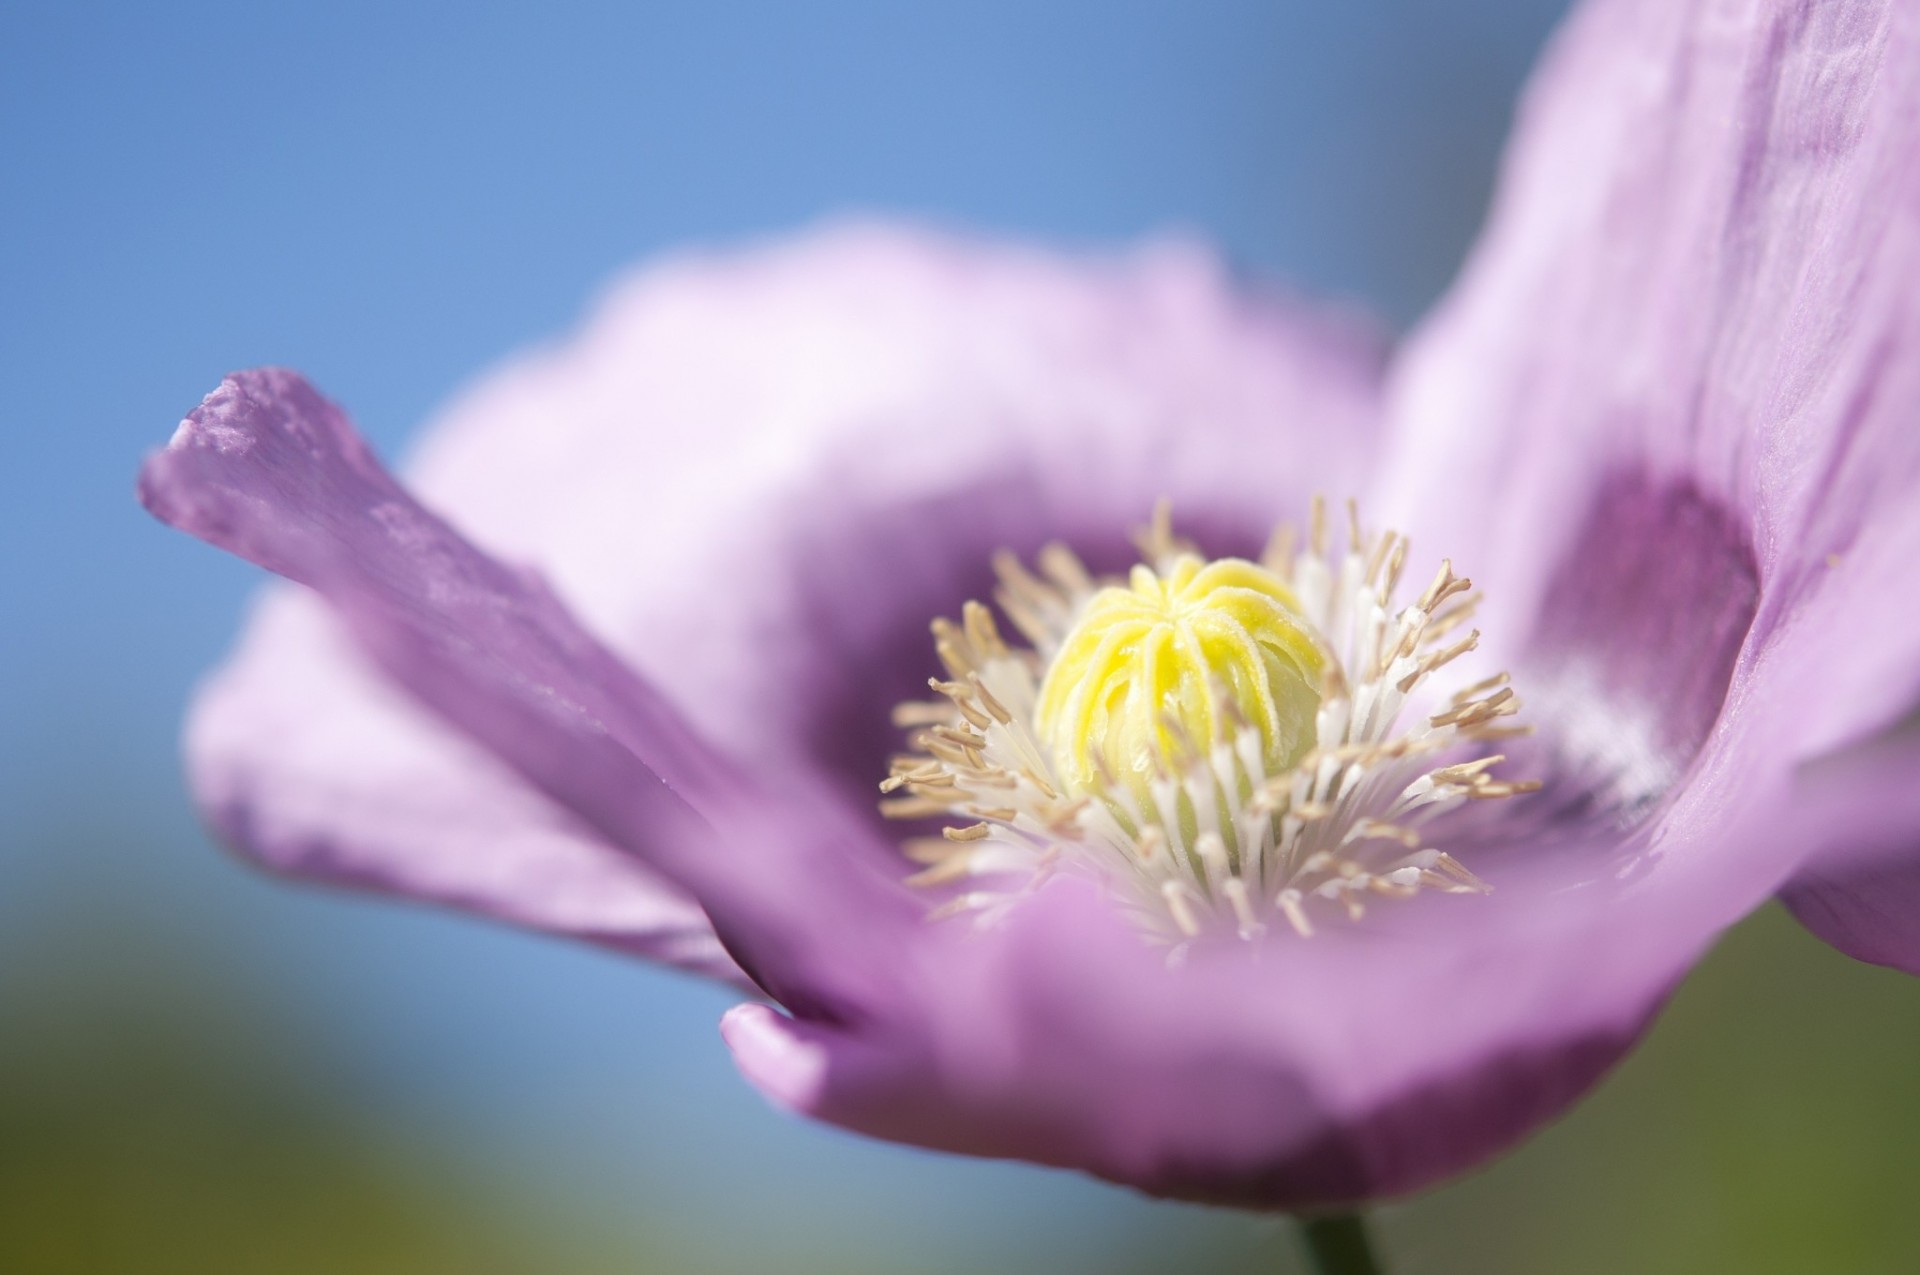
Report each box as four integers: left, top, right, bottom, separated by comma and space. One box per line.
1034, 554, 1323, 811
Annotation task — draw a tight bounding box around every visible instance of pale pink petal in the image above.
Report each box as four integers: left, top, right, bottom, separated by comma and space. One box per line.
191, 585, 743, 982
1780, 727, 1920, 974
404, 223, 1385, 811
1382, 0, 1920, 771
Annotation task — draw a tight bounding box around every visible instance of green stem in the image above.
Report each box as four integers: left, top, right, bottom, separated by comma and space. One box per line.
1296, 1212, 1384, 1275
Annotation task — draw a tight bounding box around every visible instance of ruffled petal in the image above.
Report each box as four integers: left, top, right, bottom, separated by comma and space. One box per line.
726, 668, 1824, 1208
149, 226, 1388, 1011
190, 584, 744, 983
1380, 0, 1920, 766
721, 4, 1920, 1206
150, 12, 1920, 1204
400, 223, 1386, 810
141, 369, 912, 1009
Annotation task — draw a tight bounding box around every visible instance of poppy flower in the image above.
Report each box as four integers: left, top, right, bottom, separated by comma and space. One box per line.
139, 0, 1920, 1214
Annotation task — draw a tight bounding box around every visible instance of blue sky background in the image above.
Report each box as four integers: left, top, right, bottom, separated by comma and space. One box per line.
20, 5, 1916, 1273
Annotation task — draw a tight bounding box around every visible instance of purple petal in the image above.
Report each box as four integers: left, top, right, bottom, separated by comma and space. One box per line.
141, 371, 719, 834
1502, 471, 1761, 829
141, 369, 913, 1010
1780, 727, 1920, 974
149, 226, 1383, 1019
726, 649, 1839, 1209
399, 223, 1386, 812
1381, 0, 1920, 772
190, 584, 743, 982
720, 8, 1920, 1206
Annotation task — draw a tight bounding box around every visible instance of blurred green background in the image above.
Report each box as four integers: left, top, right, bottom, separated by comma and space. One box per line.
5, 2, 1915, 1272
6, 895, 1917, 1273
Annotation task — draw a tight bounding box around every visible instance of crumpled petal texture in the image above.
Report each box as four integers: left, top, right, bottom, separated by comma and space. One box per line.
1384, 0, 1920, 755
1379, 0, 1920, 964
404, 225, 1386, 807
716, 0, 1920, 1206
144, 0, 1920, 1213
146, 368, 917, 1014
192, 586, 742, 980
173, 226, 1385, 984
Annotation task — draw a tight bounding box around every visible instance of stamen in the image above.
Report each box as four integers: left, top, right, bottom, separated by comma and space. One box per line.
882, 501, 1535, 945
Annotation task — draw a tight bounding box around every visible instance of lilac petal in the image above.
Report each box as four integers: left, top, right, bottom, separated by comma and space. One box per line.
1380, 0, 1920, 769
727, 884, 1683, 1210
727, 679, 1824, 1209
729, 10, 1920, 1205
399, 223, 1386, 812
190, 584, 743, 983
1497, 471, 1762, 830
1780, 727, 1920, 974
141, 369, 913, 1009
150, 226, 1382, 1013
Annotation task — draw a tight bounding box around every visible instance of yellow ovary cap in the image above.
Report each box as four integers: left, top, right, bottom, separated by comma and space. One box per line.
1034, 554, 1324, 811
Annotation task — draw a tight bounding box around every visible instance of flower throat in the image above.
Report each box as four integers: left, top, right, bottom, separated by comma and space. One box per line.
881, 502, 1537, 944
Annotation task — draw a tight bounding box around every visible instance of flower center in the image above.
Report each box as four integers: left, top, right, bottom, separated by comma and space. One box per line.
1033, 554, 1323, 827
881, 501, 1537, 945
